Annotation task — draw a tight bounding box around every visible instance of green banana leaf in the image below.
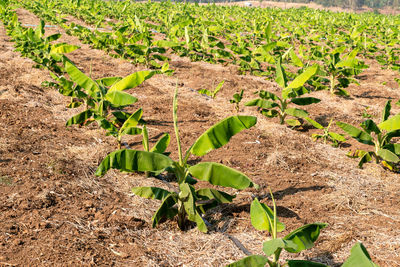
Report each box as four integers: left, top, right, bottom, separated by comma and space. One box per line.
132, 186, 172, 201
109, 70, 154, 92
196, 188, 235, 203
64, 61, 99, 96
291, 97, 321, 106
250, 198, 285, 233
50, 44, 79, 54
262, 238, 298, 256
342, 243, 378, 267
150, 133, 170, 154
191, 115, 257, 156
287, 260, 329, 267
245, 99, 279, 109
189, 162, 256, 190
180, 183, 207, 233
378, 114, 400, 132
283, 223, 328, 253
66, 110, 93, 126
336, 122, 374, 145
286, 108, 309, 118
226, 255, 269, 267
95, 149, 174, 176
377, 148, 399, 163
152, 194, 178, 228
286, 64, 318, 89
105, 90, 138, 107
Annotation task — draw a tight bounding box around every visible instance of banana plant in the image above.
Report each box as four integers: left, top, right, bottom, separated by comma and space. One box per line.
305, 118, 346, 147
246, 58, 320, 126
62, 58, 155, 135
337, 100, 400, 169
198, 80, 225, 99
321, 47, 367, 96
96, 87, 258, 232
227, 190, 328, 267
230, 89, 244, 113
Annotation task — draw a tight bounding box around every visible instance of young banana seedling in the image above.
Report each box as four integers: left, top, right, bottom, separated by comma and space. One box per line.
305, 118, 346, 147
198, 80, 225, 99
246, 58, 320, 127
96, 86, 258, 232
337, 100, 400, 170
227, 189, 328, 267
230, 89, 244, 113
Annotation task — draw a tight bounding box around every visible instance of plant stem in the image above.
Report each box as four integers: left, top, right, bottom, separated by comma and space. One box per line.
173, 84, 183, 166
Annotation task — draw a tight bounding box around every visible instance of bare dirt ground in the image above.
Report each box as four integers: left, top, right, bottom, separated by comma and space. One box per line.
1, 7, 400, 267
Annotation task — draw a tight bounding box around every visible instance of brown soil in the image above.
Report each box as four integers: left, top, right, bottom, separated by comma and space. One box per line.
1, 7, 400, 267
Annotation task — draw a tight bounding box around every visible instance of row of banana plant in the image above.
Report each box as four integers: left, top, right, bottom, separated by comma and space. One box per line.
15, 0, 374, 99
0, 1, 384, 265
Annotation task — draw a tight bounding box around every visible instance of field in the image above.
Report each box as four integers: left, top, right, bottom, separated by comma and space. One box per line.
1, 0, 400, 266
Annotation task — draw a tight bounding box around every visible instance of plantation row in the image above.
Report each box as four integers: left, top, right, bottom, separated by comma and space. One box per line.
0, 0, 394, 266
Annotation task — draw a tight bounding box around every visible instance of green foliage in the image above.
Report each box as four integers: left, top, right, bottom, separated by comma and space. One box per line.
337, 100, 400, 169
305, 118, 346, 147
96, 87, 258, 232
230, 89, 244, 113
198, 80, 225, 99
227, 190, 328, 267
246, 59, 320, 126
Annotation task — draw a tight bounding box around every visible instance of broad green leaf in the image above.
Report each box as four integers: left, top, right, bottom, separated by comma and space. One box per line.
290, 49, 304, 67
64, 61, 99, 95
286, 119, 301, 127
304, 117, 323, 129
275, 57, 288, 88
262, 238, 298, 256
120, 109, 143, 132
283, 223, 328, 253
226, 255, 269, 267
245, 99, 278, 109
66, 110, 92, 126
132, 187, 172, 201
153, 40, 180, 47
109, 70, 154, 92
250, 198, 285, 233
96, 77, 122, 87
196, 188, 235, 203
180, 183, 207, 233
51, 44, 79, 54
336, 122, 373, 145
382, 143, 400, 155
328, 132, 346, 142
122, 127, 142, 136
381, 100, 391, 123
105, 90, 137, 107
287, 65, 318, 89
259, 91, 279, 100
377, 148, 399, 163
150, 133, 170, 153
378, 114, 400, 132
360, 119, 381, 135
286, 108, 309, 118
291, 97, 321, 106
152, 194, 178, 227
191, 116, 257, 156
287, 260, 329, 267
95, 150, 174, 176
189, 162, 256, 190
342, 243, 378, 267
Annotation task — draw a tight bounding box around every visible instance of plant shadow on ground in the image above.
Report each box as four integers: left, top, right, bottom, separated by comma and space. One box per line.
353, 90, 394, 99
